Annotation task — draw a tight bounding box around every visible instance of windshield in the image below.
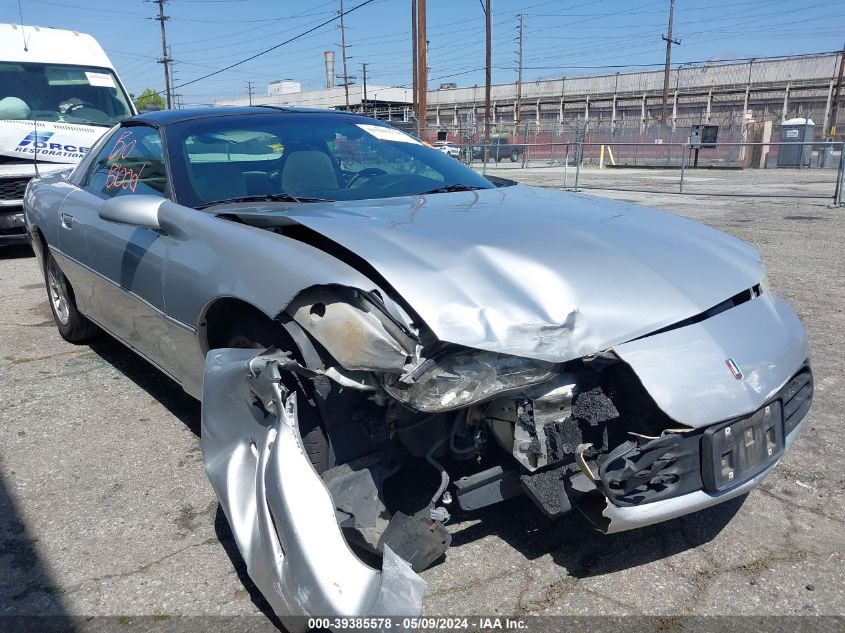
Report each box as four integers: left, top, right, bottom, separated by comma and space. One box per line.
166, 112, 499, 207
0, 62, 134, 126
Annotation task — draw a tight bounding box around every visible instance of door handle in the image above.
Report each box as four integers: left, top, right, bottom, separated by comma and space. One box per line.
61, 213, 74, 229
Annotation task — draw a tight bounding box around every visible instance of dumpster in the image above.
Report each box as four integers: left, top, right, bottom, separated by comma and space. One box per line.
777, 117, 814, 168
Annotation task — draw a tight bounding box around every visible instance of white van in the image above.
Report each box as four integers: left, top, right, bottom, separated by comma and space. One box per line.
0, 23, 137, 246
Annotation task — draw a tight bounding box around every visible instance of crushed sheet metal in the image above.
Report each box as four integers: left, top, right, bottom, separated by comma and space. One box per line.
201, 349, 425, 629
613, 290, 808, 428
243, 185, 764, 363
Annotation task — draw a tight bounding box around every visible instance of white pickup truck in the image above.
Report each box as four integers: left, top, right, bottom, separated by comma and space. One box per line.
0, 23, 137, 246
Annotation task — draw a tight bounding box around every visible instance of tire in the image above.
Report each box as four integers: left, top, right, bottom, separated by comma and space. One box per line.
45, 251, 98, 343
510, 151, 519, 162
225, 318, 331, 474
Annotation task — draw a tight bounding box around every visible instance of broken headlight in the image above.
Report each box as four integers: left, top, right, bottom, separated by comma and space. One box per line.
385, 349, 556, 412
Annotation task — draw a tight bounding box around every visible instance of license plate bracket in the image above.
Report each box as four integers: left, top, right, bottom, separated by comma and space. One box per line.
702, 401, 784, 492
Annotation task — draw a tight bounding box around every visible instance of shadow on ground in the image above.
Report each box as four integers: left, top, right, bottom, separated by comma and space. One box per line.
88, 336, 201, 436
448, 492, 745, 578
0, 471, 75, 630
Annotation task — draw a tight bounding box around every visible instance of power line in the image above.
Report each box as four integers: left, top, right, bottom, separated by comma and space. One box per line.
515, 49, 843, 71
161, 0, 378, 95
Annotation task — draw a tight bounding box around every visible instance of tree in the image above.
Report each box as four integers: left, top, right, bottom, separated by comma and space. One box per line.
133, 88, 165, 111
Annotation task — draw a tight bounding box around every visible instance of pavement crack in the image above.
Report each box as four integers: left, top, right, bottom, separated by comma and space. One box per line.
57, 537, 220, 596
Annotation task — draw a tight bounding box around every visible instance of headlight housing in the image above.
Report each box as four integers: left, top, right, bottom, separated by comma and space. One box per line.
384, 348, 557, 412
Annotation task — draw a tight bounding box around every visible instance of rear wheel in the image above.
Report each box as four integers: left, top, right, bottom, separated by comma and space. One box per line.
45, 251, 98, 343
510, 150, 519, 162
225, 317, 330, 474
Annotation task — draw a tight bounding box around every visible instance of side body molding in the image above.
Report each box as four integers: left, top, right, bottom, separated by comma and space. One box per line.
613, 290, 808, 427
201, 349, 425, 628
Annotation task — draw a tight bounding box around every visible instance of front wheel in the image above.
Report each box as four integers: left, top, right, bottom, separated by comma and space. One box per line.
45, 251, 98, 343
510, 151, 520, 162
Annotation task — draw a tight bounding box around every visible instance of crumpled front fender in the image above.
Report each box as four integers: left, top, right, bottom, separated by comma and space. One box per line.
201, 349, 425, 630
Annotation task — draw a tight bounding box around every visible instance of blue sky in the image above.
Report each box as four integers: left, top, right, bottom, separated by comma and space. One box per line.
4, 0, 844, 105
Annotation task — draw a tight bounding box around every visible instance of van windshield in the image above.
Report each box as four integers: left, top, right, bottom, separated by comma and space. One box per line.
0, 62, 133, 126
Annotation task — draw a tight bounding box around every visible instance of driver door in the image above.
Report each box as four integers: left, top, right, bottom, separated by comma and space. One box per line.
58, 124, 174, 377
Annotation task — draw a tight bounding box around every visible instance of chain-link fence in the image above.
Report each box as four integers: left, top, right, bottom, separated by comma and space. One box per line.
456, 140, 845, 203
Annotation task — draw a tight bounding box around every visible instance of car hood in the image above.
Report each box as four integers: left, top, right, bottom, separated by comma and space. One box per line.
223, 185, 764, 363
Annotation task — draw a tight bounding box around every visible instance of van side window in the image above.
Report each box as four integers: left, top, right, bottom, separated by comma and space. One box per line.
84, 126, 168, 198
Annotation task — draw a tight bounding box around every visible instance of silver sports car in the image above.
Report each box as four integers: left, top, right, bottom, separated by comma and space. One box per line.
25, 106, 812, 627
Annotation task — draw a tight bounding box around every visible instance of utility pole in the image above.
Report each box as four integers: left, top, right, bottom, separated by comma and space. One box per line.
412, 0, 417, 120
416, 0, 427, 137
830, 42, 845, 137
245, 81, 254, 106
484, 0, 492, 144
660, 0, 680, 126
362, 63, 368, 115
515, 12, 523, 131
150, 0, 172, 109
339, 0, 350, 109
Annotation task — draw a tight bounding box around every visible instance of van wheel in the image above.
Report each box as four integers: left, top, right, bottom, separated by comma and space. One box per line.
510, 151, 519, 162
45, 251, 98, 343
225, 318, 330, 474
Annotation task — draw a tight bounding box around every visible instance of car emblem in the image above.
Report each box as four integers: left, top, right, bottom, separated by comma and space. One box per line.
725, 358, 743, 380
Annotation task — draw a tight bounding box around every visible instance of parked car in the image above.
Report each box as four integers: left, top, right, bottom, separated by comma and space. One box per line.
471, 135, 526, 162
433, 140, 461, 158
25, 106, 812, 627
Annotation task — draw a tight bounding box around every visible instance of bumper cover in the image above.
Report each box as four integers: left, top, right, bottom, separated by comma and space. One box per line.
201, 349, 425, 629
597, 412, 807, 533
0, 208, 27, 246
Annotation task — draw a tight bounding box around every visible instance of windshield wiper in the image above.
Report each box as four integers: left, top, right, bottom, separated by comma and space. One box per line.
418, 184, 486, 195
196, 193, 334, 209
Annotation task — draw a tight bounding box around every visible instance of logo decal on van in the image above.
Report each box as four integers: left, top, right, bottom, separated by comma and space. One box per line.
17, 131, 55, 146
12, 130, 88, 159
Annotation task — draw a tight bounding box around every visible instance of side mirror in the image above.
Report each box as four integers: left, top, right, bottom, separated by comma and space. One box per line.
99, 195, 164, 229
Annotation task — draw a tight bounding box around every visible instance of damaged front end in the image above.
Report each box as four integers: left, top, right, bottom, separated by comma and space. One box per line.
202, 281, 812, 622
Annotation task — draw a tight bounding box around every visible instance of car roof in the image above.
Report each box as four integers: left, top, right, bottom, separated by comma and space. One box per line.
130, 105, 350, 127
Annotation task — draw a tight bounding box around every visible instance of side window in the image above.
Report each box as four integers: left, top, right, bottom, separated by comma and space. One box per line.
84, 126, 167, 198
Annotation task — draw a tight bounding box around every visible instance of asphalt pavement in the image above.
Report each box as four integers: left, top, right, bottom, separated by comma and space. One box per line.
1, 167, 843, 629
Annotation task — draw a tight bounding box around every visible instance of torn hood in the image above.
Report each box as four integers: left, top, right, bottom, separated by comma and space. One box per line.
225, 185, 764, 362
